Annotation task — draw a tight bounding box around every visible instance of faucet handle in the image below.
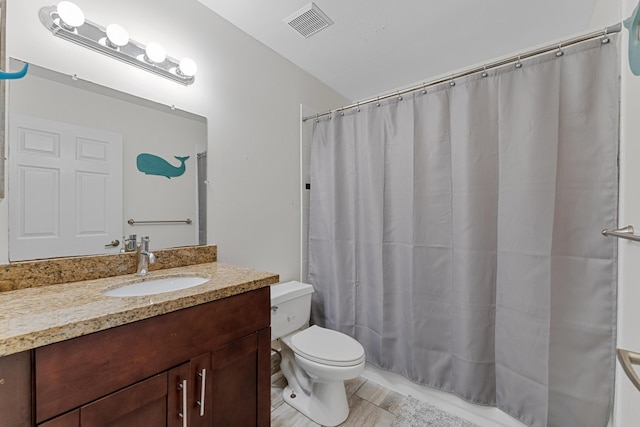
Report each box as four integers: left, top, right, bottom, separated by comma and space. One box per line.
122, 234, 138, 252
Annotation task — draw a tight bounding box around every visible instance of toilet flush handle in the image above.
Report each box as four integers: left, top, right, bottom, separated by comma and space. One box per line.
271, 306, 279, 312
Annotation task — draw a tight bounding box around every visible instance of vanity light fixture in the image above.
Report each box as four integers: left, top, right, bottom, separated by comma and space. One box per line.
39, 2, 197, 85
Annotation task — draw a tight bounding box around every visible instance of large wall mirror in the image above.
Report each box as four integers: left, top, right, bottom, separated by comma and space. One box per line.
7, 58, 207, 261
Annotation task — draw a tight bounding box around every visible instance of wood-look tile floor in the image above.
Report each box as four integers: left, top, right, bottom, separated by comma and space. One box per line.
271, 371, 405, 427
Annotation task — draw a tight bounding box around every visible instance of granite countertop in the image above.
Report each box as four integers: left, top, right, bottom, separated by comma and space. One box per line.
0, 262, 279, 357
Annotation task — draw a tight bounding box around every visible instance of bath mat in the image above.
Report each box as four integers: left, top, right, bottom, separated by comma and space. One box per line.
392, 396, 480, 427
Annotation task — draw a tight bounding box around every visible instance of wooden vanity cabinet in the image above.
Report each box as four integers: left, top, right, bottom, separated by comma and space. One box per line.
19, 286, 271, 427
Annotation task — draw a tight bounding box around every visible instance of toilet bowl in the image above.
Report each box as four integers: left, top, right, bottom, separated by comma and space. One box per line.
271, 281, 365, 426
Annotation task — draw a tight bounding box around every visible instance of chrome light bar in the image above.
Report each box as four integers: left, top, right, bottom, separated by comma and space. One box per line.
39, 5, 195, 86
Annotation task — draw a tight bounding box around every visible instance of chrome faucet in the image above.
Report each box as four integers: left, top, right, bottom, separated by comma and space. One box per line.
135, 236, 156, 276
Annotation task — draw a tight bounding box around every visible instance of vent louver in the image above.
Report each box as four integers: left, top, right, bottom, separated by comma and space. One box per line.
284, 3, 333, 38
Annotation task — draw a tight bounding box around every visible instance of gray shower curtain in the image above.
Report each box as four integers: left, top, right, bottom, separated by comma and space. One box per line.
308, 36, 618, 427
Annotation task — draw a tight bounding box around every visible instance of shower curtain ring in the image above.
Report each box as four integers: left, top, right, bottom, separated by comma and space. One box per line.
376, 97, 381, 107
602, 27, 610, 44
421, 83, 427, 94
340, 108, 345, 116
556, 43, 564, 57
449, 74, 456, 87
481, 66, 488, 78
515, 55, 523, 68
315, 113, 319, 123
356, 102, 360, 112
397, 91, 403, 101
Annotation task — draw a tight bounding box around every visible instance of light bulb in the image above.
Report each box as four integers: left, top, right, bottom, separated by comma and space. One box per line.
145, 43, 166, 63
57, 1, 85, 28
178, 58, 197, 77
106, 24, 129, 48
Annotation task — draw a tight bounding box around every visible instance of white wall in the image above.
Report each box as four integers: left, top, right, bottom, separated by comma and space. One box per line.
614, 1, 640, 425
1, 0, 349, 280
299, 105, 316, 282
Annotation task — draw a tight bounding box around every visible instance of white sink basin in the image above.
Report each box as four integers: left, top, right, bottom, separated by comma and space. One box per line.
103, 275, 210, 297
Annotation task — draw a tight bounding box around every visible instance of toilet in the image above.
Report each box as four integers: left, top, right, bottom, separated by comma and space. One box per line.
271, 281, 365, 426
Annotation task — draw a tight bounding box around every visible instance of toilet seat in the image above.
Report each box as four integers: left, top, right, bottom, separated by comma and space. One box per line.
290, 325, 365, 367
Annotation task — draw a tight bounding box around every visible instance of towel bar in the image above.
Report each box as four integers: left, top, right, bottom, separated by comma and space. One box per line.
128, 218, 192, 225
601, 226, 640, 242
618, 349, 640, 391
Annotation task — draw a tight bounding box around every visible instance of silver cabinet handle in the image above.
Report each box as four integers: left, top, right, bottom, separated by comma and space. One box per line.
197, 368, 206, 417
104, 239, 120, 247
178, 379, 188, 427
617, 348, 640, 392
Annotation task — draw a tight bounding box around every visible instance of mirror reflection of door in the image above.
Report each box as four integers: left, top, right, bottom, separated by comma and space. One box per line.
9, 114, 123, 261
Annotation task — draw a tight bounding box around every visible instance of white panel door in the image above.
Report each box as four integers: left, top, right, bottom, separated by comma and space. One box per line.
9, 114, 123, 261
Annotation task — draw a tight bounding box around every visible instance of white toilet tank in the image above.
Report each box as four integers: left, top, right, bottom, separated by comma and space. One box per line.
270, 281, 314, 340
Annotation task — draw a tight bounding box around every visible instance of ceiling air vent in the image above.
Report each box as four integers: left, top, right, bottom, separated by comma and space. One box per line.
284, 2, 333, 38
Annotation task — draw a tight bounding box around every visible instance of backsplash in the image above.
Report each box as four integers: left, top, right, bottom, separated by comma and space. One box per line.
0, 245, 217, 292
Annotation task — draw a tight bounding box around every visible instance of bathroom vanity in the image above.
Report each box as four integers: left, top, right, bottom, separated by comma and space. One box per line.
0, 248, 278, 427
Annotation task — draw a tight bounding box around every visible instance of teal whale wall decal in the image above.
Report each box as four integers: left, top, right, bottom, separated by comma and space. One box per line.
136, 153, 190, 179
0, 62, 28, 80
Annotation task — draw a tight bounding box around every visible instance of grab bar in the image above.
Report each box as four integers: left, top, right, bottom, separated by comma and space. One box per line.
617, 349, 640, 392
128, 218, 192, 225
601, 225, 640, 242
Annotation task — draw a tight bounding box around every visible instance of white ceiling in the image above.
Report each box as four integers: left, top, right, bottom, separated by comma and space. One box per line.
198, 0, 613, 101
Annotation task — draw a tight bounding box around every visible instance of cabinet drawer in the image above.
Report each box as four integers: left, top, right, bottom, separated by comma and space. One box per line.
81, 373, 167, 427
38, 410, 79, 427
35, 287, 269, 423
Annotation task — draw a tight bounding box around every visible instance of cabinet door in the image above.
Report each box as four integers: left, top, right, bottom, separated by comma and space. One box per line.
168, 362, 190, 427
0, 351, 32, 427
211, 331, 270, 426
80, 373, 167, 427
168, 354, 211, 427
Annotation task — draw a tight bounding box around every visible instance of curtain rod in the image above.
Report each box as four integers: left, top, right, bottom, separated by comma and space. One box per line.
303, 23, 622, 122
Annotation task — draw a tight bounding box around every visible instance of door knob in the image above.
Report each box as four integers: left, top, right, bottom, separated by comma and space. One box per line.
104, 239, 120, 247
